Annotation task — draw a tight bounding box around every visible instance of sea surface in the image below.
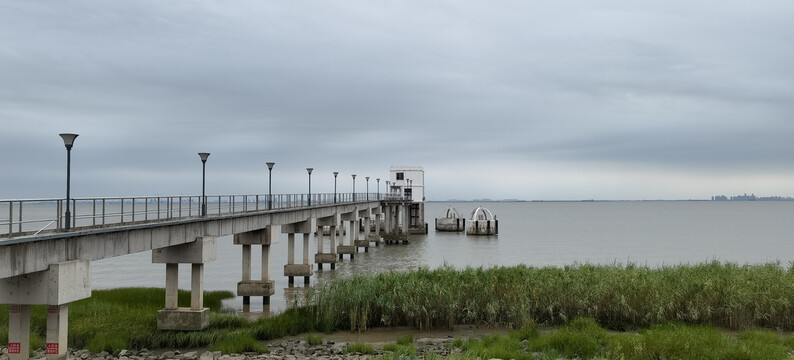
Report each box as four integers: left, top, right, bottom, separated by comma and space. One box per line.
57, 201, 794, 314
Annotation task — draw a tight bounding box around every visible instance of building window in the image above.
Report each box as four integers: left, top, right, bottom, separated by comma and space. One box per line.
404, 188, 412, 198
396, 172, 404, 180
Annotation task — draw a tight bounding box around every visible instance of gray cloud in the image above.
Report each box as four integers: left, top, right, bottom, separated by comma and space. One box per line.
2, 0, 793, 200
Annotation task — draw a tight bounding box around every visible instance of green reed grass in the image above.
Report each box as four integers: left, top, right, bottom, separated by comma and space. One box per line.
345, 342, 375, 355
309, 261, 794, 331
305, 333, 323, 346
4, 262, 794, 355
207, 332, 267, 354
382, 342, 417, 357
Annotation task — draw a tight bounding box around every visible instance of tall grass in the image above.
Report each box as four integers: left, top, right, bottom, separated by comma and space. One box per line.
3, 262, 794, 354
309, 262, 794, 331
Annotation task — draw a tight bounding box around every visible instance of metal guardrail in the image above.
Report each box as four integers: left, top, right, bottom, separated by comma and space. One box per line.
0, 192, 391, 239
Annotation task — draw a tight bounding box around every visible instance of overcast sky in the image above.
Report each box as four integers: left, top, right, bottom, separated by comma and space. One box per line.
1, 1, 792, 201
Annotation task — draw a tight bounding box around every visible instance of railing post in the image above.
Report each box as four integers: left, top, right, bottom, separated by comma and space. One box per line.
93, 199, 97, 226
9, 201, 14, 236
121, 198, 125, 224
102, 199, 106, 226
132, 197, 136, 222
71, 198, 76, 228
57, 200, 62, 230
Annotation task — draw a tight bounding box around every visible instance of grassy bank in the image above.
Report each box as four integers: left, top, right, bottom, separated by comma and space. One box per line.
309, 261, 794, 332
3, 262, 794, 354
0, 288, 327, 353
455, 317, 794, 360
0, 288, 237, 352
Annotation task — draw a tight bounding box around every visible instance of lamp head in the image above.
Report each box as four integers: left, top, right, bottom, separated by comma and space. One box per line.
266, 162, 275, 170
352, 174, 356, 180
59, 133, 79, 149
333, 171, 339, 177
307, 168, 313, 175
198, 152, 210, 162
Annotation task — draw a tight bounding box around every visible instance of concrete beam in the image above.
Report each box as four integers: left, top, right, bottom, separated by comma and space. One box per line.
233, 226, 279, 245
281, 218, 317, 234
339, 209, 358, 221
152, 237, 216, 264
316, 212, 340, 226
0, 260, 91, 305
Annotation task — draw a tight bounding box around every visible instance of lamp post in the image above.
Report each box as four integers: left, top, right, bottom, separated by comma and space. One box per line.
59, 133, 78, 230
386, 180, 391, 199
266, 162, 275, 210
376, 178, 380, 200
333, 171, 339, 203
198, 153, 210, 216
352, 174, 357, 201
307, 168, 313, 206
366, 176, 370, 201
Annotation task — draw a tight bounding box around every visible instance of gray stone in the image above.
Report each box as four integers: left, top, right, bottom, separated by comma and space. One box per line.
198, 352, 214, 360
162, 351, 176, 359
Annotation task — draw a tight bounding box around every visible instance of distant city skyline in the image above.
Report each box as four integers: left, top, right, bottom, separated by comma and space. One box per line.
2, 1, 793, 201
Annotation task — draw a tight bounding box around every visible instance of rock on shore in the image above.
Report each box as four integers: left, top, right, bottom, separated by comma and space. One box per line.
0, 338, 462, 360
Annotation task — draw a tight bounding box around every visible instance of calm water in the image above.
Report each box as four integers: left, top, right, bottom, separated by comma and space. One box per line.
80, 201, 794, 314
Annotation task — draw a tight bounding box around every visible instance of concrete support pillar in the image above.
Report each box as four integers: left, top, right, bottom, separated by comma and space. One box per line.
302, 233, 310, 284
46, 304, 68, 360
349, 220, 357, 259
165, 263, 179, 309
1, 260, 91, 360
303, 233, 310, 265
242, 245, 252, 281
7, 305, 31, 360
261, 243, 270, 282
287, 233, 295, 265
402, 204, 410, 235
385, 205, 392, 234
330, 224, 337, 269
152, 237, 216, 330
191, 264, 204, 310
374, 212, 381, 244
234, 226, 277, 306
283, 220, 314, 284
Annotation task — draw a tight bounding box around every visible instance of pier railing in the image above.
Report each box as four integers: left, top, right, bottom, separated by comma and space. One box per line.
0, 192, 382, 239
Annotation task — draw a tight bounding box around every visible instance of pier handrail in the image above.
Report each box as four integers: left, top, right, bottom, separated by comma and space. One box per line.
0, 192, 382, 239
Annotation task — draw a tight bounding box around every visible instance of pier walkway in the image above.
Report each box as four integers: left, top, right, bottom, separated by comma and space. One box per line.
0, 192, 415, 360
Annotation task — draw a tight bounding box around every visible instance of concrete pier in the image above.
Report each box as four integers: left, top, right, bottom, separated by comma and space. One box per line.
282, 219, 315, 284
353, 208, 371, 252
0, 260, 91, 360
367, 207, 382, 245
382, 201, 410, 244
234, 226, 278, 305
315, 213, 340, 270
338, 209, 358, 259
152, 236, 216, 330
